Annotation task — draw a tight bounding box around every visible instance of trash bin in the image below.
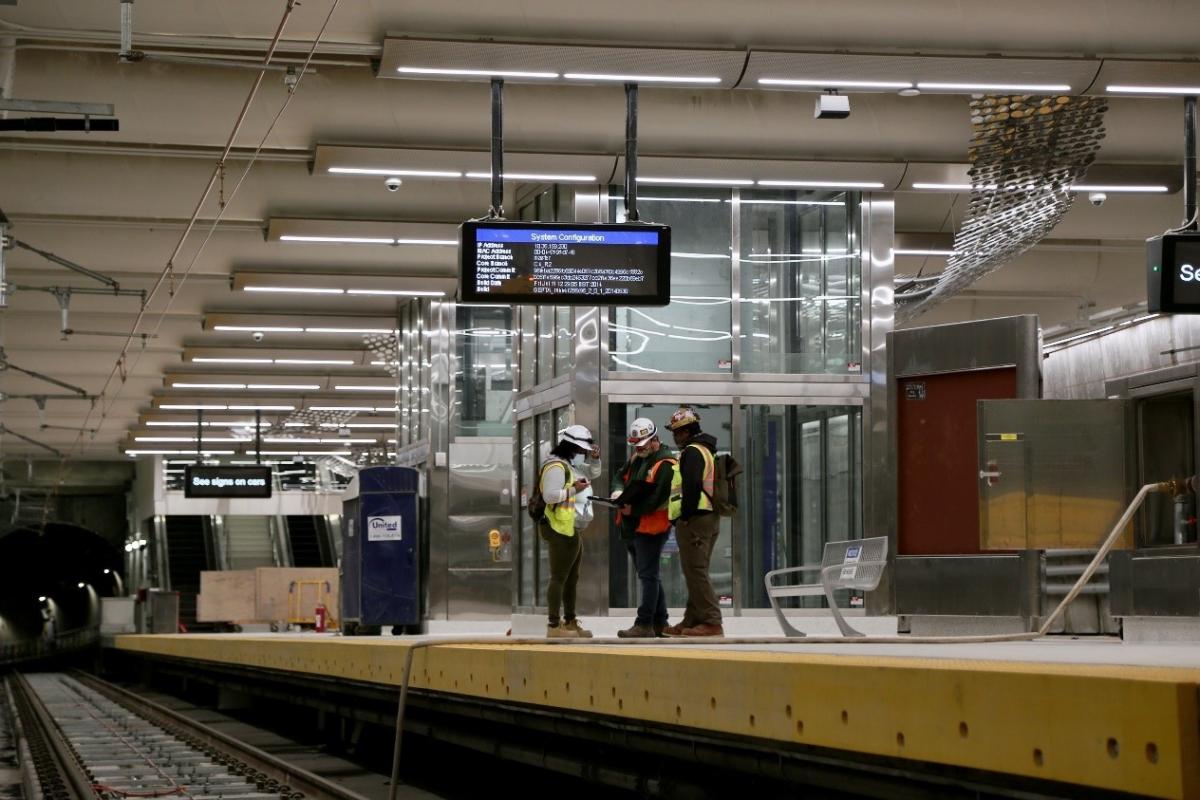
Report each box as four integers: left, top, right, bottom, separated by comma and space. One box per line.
340, 465, 421, 634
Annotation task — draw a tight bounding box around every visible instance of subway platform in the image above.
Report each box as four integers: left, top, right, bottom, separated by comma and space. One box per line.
109, 615, 1200, 800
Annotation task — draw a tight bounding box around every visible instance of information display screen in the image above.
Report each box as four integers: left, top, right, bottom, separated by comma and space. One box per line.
184, 465, 273, 499
1148, 232, 1200, 312
459, 221, 671, 306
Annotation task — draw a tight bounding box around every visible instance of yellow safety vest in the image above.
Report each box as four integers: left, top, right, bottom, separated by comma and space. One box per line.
668, 443, 714, 521
539, 459, 576, 536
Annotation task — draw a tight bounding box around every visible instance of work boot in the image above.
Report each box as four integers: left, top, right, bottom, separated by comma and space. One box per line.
546, 624, 578, 639
561, 618, 593, 638
617, 623, 655, 638
653, 622, 669, 638
681, 622, 724, 637
659, 622, 687, 637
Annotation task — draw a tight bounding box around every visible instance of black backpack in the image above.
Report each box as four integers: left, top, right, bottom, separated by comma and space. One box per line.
527, 460, 566, 522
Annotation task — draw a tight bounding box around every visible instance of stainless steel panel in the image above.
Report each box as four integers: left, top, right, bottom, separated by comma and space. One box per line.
446, 440, 513, 616
891, 314, 1040, 394
445, 569, 515, 619
978, 399, 1134, 550
863, 195, 895, 615
895, 555, 1038, 618
1116, 553, 1200, 617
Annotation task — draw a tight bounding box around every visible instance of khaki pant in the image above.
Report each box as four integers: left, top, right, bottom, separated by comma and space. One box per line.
675, 512, 722, 627
539, 520, 582, 624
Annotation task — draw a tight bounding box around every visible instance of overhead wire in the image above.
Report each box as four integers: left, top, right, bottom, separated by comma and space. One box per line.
40, 0, 343, 520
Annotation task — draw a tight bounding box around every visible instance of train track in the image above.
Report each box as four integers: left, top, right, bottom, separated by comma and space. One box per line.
3, 672, 369, 800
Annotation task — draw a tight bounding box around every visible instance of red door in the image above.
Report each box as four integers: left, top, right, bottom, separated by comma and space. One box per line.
897, 368, 1017, 555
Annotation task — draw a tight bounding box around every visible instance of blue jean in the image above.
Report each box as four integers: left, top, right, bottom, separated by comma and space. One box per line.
629, 532, 669, 628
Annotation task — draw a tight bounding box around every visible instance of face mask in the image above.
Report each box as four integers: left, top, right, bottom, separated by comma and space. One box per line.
570, 452, 586, 467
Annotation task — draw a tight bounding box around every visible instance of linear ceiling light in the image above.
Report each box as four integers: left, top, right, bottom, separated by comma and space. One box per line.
319, 422, 395, 429
910, 182, 999, 191
1070, 184, 1169, 193
126, 450, 236, 456
917, 82, 1072, 92
562, 72, 720, 84
213, 325, 305, 333
397, 66, 559, 79
171, 382, 246, 390
159, 403, 295, 411
895, 248, 957, 256
242, 286, 446, 298
305, 327, 395, 334
637, 177, 754, 186
191, 356, 356, 365
263, 437, 378, 444
308, 405, 397, 412
1106, 85, 1200, 95
135, 436, 248, 443
394, 238, 456, 246
249, 450, 354, 456
327, 167, 464, 177
737, 199, 845, 206
145, 420, 269, 427
757, 179, 885, 189
464, 171, 596, 182
334, 385, 395, 392
279, 235, 394, 244
168, 382, 321, 391
757, 78, 913, 89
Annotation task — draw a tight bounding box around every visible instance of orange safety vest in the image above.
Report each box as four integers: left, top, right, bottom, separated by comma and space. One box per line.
635, 457, 677, 535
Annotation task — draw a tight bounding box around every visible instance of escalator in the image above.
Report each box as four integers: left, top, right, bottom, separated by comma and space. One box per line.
164, 515, 212, 629
223, 516, 276, 570
285, 516, 334, 567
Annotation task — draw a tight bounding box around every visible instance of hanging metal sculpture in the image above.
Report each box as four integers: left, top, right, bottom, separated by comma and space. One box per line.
896, 93, 1107, 322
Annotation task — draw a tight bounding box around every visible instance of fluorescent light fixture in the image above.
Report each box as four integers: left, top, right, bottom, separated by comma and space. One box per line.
464, 171, 597, 182
637, 177, 754, 186
264, 437, 377, 444
1106, 84, 1200, 95
327, 167, 463, 177
275, 358, 356, 365
191, 357, 274, 364
910, 182, 999, 191
737, 199, 844, 206
917, 82, 1072, 92
320, 423, 395, 429
135, 436, 247, 443
171, 382, 246, 389
335, 386, 395, 392
345, 289, 446, 297
158, 404, 226, 410
279, 235, 394, 244
145, 421, 267, 427
249, 450, 353, 456
1049, 325, 1115, 346
306, 327, 396, 334
228, 404, 295, 411
308, 405, 376, 412
758, 77, 913, 89
397, 66, 559, 79
125, 449, 236, 455
214, 325, 305, 333
393, 238, 457, 246
757, 179, 885, 189
608, 195, 722, 203
672, 251, 730, 260
1070, 184, 1169, 193
244, 286, 345, 295
895, 248, 957, 257
245, 384, 322, 390
563, 72, 720, 84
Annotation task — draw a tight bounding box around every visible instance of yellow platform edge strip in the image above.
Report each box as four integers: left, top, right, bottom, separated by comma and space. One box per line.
115, 635, 1200, 800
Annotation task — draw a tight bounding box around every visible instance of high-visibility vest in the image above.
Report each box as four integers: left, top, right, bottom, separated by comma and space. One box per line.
540, 459, 576, 536
668, 443, 714, 521
635, 456, 677, 535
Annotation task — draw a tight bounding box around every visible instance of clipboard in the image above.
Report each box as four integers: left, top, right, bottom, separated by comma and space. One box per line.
588, 495, 622, 508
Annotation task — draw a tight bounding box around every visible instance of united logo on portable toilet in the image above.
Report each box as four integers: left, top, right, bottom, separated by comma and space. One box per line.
367, 515, 403, 541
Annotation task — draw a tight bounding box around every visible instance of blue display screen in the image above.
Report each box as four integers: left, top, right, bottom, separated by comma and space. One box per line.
459, 221, 671, 306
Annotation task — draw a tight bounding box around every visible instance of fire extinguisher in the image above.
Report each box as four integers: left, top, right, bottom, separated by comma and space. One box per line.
314, 604, 327, 633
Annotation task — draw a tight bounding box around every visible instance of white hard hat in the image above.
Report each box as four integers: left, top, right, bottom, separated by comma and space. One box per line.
627, 417, 657, 447
557, 424, 595, 450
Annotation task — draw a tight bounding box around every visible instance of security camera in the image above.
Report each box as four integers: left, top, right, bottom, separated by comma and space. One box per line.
1088, 191, 1107, 207
252, 331, 265, 342
385, 177, 402, 192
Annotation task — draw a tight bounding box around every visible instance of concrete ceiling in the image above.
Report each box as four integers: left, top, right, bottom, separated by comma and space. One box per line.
0, 0, 1196, 463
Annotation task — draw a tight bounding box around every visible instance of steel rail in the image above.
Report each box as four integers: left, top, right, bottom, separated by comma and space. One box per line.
71, 671, 370, 800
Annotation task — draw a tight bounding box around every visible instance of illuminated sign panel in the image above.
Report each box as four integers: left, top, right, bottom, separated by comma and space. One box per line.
184, 466, 273, 498
459, 221, 671, 305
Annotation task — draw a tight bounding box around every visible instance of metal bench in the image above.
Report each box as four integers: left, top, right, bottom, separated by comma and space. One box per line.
763, 537, 889, 637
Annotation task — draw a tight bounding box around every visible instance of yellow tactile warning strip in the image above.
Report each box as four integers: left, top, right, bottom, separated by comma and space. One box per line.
115, 635, 1200, 799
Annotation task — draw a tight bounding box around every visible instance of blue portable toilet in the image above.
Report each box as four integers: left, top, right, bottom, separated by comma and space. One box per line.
340, 465, 421, 634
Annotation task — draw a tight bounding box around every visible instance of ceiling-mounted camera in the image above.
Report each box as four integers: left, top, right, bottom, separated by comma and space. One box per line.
252, 331, 265, 342
385, 177, 403, 192
1088, 191, 1107, 207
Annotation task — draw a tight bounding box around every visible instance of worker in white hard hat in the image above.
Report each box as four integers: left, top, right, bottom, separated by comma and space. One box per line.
535, 424, 599, 638
663, 407, 723, 637
612, 417, 677, 638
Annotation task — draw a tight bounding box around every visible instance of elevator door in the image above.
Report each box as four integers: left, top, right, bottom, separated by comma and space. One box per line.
897, 367, 1017, 555
1137, 390, 1196, 546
